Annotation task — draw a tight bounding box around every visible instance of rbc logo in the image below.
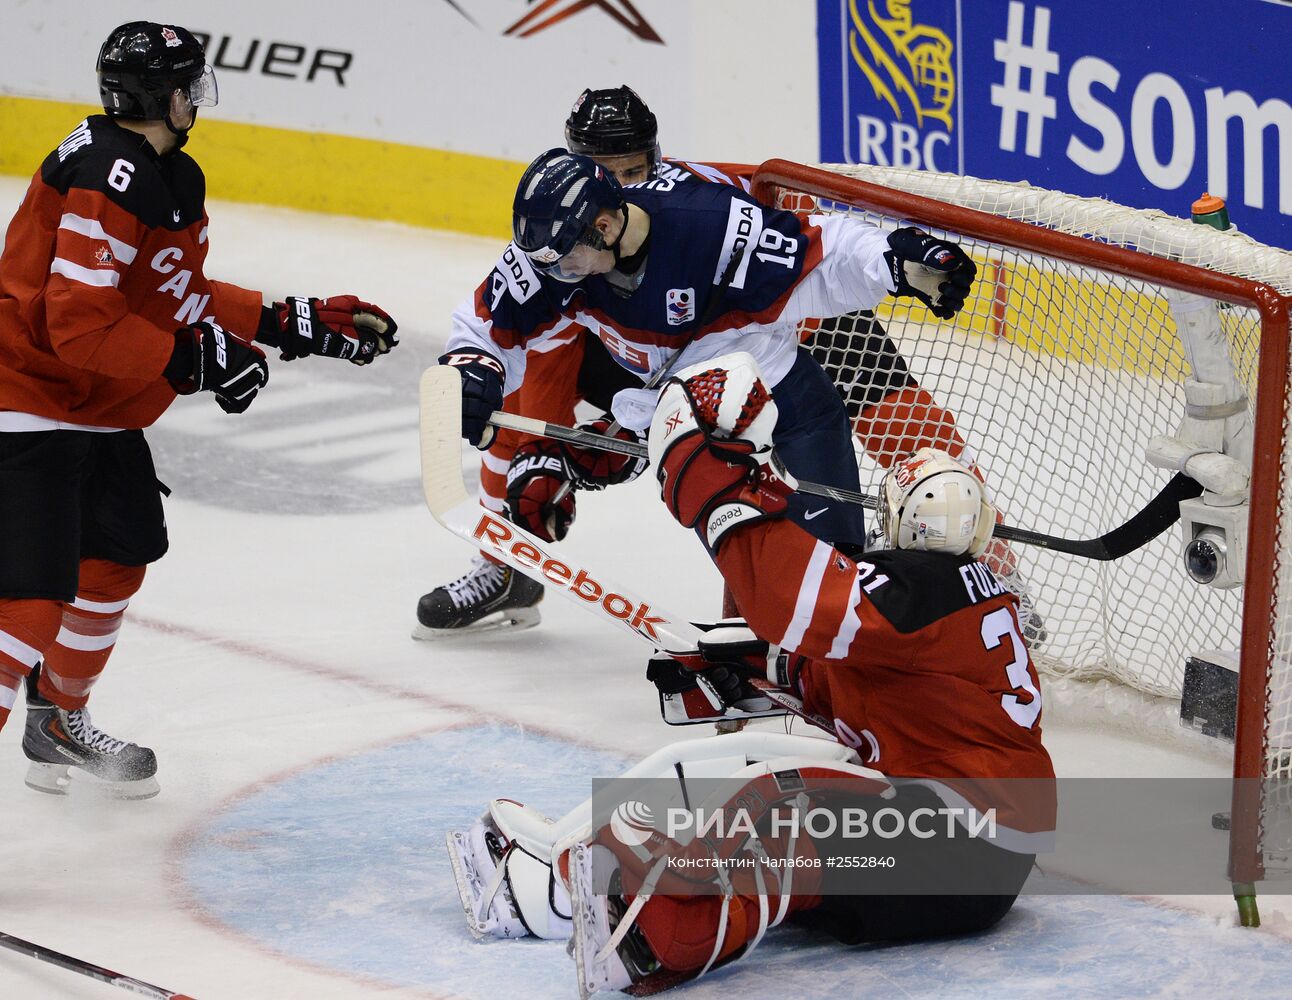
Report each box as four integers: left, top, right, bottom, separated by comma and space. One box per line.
828, 0, 960, 172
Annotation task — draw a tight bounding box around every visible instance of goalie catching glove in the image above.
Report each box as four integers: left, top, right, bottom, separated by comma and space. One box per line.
648, 352, 796, 552
262, 295, 399, 364
884, 226, 976, 319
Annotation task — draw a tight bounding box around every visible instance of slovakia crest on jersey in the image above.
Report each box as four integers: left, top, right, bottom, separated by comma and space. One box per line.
666, 287, 695, 326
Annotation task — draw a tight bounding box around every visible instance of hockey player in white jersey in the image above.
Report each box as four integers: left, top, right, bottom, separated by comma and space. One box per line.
437, 148, 976, 565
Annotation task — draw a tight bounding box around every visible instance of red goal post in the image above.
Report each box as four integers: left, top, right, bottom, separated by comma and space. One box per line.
750, 159, 1292, 909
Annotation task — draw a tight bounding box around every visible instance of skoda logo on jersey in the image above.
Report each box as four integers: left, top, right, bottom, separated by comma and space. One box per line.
665, 287, 695, 326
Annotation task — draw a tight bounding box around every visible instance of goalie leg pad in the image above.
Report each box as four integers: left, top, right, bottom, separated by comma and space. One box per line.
446, 800, 572, 940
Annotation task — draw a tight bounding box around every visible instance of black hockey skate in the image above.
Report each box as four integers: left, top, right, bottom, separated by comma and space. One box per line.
22, 666, 159, 799
413, 556, 544, 639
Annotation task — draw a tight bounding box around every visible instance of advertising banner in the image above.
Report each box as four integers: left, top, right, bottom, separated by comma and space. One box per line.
818, 0, 1291, 248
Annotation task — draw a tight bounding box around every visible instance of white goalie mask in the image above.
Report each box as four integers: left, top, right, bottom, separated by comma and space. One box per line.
879, 447, 995, 557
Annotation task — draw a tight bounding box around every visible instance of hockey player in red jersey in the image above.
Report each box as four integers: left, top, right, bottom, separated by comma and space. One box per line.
443, 354, 1054, 995
0, 22, 398, 798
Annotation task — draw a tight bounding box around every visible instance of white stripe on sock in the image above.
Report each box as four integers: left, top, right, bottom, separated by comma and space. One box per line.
0, 629, 42, 668
54, 625, 120, 652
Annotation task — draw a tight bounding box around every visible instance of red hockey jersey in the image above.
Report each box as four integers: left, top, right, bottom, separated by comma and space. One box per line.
0, 116, 263, 430
718, 519, 1056, 849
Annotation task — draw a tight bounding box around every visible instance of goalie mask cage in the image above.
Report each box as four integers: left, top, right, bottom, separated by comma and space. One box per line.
750, 160, 1292, 915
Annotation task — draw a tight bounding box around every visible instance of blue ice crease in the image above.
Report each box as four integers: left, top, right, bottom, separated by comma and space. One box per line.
178, 725, 1292, 999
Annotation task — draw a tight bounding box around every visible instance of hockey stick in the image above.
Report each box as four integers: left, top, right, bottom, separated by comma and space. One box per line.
0, 931, 195, 1000
485, 410, 1203, 562
546, 253, 743, 509
421, 365, 703, 653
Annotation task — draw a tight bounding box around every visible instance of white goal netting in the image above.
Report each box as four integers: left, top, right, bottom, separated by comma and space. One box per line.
771, 164, 1292, 755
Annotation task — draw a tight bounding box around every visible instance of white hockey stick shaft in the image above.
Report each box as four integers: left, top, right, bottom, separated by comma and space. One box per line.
419, 366, 703, 652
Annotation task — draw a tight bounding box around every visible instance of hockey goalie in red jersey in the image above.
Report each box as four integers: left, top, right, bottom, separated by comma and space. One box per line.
443, 353, 1054, 996
0, 22, 398, 798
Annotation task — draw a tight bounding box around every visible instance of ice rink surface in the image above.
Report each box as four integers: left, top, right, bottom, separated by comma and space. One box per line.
1, 174, 1291, 998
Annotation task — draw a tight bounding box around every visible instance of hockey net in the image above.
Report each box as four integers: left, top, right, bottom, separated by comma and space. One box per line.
752, 161, 1292, 886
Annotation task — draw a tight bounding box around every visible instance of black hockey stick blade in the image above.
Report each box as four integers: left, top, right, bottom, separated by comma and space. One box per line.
989, 472, 1203, 560
485, 409, 1203, 562
0, 931, 194, 999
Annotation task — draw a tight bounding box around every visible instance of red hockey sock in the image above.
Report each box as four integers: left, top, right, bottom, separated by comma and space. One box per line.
0, 598, 63, 733
37, 559, 145, 712
854, 384, 974, 471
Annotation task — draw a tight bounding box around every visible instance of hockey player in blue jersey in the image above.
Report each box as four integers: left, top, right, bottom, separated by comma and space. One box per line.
439, 148, 975, 551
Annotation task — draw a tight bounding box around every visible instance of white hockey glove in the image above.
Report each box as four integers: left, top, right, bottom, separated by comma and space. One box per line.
650, 352, 797, 552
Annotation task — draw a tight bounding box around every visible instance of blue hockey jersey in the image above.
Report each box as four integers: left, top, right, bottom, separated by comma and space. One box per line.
445, 177, 895, 429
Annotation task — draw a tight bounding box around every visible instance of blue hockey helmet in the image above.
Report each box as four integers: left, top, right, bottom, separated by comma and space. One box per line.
513, 148, 625, 282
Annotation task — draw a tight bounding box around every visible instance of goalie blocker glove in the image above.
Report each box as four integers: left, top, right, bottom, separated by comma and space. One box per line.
440, 350, 505, 448
884, 226, 976, 319
165, 321, 268, 414
261, 295, 399, 364
649, 353, 797, 552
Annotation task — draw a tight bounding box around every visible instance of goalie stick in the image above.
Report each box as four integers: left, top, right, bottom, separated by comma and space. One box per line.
0, 931, 194, 1000
423, 366, 786, 729
485, 409, 1204, 562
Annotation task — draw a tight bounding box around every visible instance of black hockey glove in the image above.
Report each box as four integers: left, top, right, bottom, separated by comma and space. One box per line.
263, 296, 399, 364
884, 226, 977, 320
166, 322, 269, 414
439, 351, 505, 448
506, 440, 577, 542
562, 415, 648, 490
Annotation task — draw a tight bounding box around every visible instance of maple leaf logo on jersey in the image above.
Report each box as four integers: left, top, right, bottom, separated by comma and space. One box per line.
93, 246, 114, 267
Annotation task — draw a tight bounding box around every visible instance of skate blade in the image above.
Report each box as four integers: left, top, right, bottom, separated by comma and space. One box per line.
570, 843, 597, 1000
411, 605, 542, 642
24, 761, 160, 800
445, 830, 494, 940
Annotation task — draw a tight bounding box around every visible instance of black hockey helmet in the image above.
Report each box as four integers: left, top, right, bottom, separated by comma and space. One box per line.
97, 22, 217, 122
565, 86, 660, 178
513, 148, 626, 282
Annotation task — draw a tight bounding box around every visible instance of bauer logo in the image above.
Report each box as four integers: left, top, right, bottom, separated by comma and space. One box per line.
819, 0, 960, 173
610, 800, 657, 847
665, 288, 695, 326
